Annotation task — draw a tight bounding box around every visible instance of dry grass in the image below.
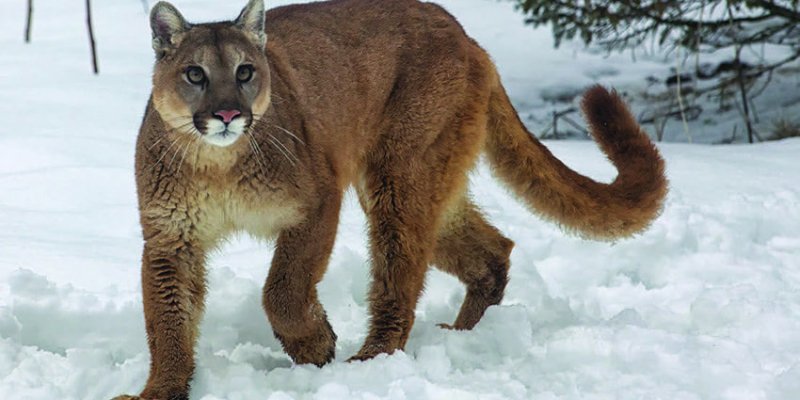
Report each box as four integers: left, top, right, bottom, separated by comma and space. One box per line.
768, 118, 800, 141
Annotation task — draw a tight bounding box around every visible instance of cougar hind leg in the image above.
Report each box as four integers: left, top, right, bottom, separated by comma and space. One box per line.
433, 197, 514, 330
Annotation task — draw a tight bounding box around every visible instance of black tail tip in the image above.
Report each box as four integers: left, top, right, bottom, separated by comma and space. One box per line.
581, 85, 618, 115
581, 85, 631, 131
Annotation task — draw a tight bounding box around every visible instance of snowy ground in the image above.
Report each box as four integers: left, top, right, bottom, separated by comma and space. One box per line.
1, 0, 800, 399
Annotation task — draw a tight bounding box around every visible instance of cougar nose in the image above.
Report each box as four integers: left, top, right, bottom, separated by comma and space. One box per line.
214, 109, 242, 124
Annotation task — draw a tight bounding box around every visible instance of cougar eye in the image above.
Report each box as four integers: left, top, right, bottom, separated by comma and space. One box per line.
236, 65, 254, 83
186, 66, 206, 85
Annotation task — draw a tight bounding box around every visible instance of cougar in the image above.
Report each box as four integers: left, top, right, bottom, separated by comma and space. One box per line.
114, 0, 667, 398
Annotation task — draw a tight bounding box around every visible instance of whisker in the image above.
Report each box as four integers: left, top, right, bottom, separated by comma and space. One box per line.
270, 124, 306, 145
168, 140, 187, 170
175, 121, 196, 130
251, 133, 271, 169
147, 121, 194, 153
246, 133, 268, 176
153, 138, 180, 170
247, 132, 265, 160
191, 138, 202, 178
268, 134, 299, 164
162, 119, 197, 135
250, 114, 265, 128
162, 115, 194, 124
147, 137, 164, 151
270, 93, 287, 102
266, 135, 296, 166
177, 137, 194, 172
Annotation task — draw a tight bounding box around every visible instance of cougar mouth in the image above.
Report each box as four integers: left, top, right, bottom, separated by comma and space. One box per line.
205, 130, 241, 147
197, 114, 249, 147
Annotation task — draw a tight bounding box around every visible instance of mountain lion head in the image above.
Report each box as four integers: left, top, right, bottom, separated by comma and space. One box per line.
149, 0, 270, 147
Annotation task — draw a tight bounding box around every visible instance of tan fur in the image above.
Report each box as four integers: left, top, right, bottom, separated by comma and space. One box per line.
115, 0, 667, 398
486, 83, 668, 240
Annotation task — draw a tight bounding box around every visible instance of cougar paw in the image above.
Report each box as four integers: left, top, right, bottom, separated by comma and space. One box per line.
437, 322, 473, 331
276, 319, 337, 367
347, 350, 384, 363
347, 341, 400, 362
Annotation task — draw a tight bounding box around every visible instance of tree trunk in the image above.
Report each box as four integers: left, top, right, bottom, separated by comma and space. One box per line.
734, 47, 755, 143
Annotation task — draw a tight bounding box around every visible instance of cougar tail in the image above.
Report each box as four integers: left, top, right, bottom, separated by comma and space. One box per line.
485, 83, 668, 240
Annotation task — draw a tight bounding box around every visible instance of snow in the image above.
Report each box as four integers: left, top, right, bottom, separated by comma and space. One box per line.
1, 0, 799, 399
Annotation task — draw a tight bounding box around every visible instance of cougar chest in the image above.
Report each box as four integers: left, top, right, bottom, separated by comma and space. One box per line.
192, 173, 302, 242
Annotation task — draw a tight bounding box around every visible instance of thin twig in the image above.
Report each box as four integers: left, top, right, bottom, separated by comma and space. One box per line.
25, 0, 33, 43
675, 47, 692, 143
86, 0, 99, 74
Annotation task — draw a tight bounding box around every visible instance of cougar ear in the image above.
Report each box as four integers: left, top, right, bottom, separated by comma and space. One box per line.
150, 1, 191, 58
235, 0, 266, 47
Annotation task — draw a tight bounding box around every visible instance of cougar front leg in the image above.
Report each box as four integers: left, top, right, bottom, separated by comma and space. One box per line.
351, 169, 442, 361
139, 236, 208, 400
263, 190, 341, 366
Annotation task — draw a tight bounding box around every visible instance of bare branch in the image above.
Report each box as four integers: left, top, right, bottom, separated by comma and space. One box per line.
25, 0, 33, 43
86, 0, 99, 74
